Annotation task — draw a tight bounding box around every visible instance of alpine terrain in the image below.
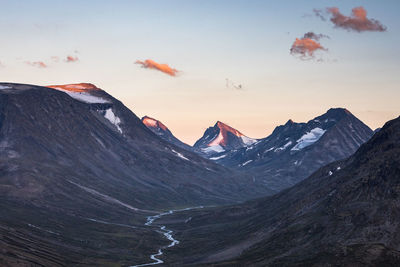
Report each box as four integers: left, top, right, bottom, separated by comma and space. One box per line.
157, 115, 400, 266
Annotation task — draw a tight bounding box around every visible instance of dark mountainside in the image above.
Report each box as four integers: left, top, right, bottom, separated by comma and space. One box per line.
158, 116, 400, 266
214, 108, 374, 192
141, 115, 193, 151
0, 83, 270, 266
145, 109, 373, 193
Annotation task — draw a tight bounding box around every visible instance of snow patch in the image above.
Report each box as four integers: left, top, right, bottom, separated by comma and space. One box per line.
241, 160, 253, 166
265, 147, 275, 153
329, 171, 333, 176
208, 132, 224, 146
171, 149, 189, 161
54, 88, 109, 104
210, 154, 227, 160
241, 136, 257, 146
202, 145, 225, 154
291, 127, 326, 151
104, 108, 122, 133
274, 141, 293, 152
0, 85, 12, 90
246, 146, 254, 151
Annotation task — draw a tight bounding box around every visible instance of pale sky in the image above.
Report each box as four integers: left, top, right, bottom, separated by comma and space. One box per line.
1, 0, 399, 144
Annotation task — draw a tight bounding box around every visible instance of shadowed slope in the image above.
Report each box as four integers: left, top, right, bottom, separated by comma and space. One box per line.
160, 116, 400, 266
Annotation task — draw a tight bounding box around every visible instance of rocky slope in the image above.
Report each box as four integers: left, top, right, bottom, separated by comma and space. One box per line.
215, 108, 374, 191
159, 115, 400, 266
0, 82, 269, 266
142, 115, 192, 151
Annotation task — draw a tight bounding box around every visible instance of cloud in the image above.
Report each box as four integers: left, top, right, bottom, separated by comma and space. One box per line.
65, 56, 79, 62
25, 61, 47, 68
315, 6, 387, 32
135, 59, 179, 77
226, 78, 243, 90
290, 32, 328, 60
303, 32, 329, 41
313, 9, 326, 21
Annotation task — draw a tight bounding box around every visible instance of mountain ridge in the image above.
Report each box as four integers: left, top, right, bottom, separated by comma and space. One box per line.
141, 115, 192, 151
159, 115, 400, 266
0, 82, 272, 265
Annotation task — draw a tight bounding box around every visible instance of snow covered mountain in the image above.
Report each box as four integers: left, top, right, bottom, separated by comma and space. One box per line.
141, 116, 192, 151
193, 121, 257, 157
163, 115, 400, 266
213, 108, 374, 191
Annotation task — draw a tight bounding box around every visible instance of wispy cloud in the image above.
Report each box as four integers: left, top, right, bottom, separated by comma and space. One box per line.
135, 59, 179, 77
226, 78, 243, 90
65, 56, 79, 63
315, 6, 387, 32
302, 32, 329, 41
290, 32, 328, 60
25, 61, 47, 68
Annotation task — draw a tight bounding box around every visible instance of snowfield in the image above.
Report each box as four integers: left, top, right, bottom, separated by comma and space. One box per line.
291, 127, 326, 151
202, 144, 225, 154
104, 108, 123, 133
0, 85, 12, 90
241, 136, 257, 146
54, 88, 109, 104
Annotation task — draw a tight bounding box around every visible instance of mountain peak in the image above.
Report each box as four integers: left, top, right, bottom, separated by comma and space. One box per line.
141, 115, 193, 151
47, 83, 101, 92
142, 116, 168, 131
214, 121, 244, 138
325, 107, 353, 118
194, 121, 256, 153
285, 119, 295, 125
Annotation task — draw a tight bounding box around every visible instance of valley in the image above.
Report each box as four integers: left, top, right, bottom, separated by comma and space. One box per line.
0, 82, 398, 266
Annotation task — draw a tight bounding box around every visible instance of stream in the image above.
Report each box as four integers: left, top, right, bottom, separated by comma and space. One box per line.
131, 206, 204, 267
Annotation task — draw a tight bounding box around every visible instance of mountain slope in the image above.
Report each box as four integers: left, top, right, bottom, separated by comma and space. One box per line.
215, 108, 373, 191
193, 121, 256, 156
160, 115, 400, 266
142, 115, 192, 151
0, 82, 270, 266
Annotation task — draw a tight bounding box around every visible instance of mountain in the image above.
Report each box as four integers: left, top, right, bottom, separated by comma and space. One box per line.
193, 121, 256, 156
141, 115, 192, 151
213, 108, 374, 191
0, 82, 270, 266
159, 115, 400, 266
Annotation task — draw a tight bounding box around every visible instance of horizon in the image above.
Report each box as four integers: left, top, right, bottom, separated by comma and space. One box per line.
1, 0, 399, 144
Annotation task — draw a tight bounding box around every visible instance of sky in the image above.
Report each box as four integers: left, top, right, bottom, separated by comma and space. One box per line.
1, 0, 399, 145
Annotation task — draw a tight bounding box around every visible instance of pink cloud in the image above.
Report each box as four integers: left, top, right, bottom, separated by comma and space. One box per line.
135, 59, 179, 77
315, 6, 387, 32
290, 32, 328, 60
25, 61, 47, 68
65, 56, 79, 62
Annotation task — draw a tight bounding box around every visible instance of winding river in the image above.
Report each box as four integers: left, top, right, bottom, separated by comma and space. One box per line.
131, 206, 204, 267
